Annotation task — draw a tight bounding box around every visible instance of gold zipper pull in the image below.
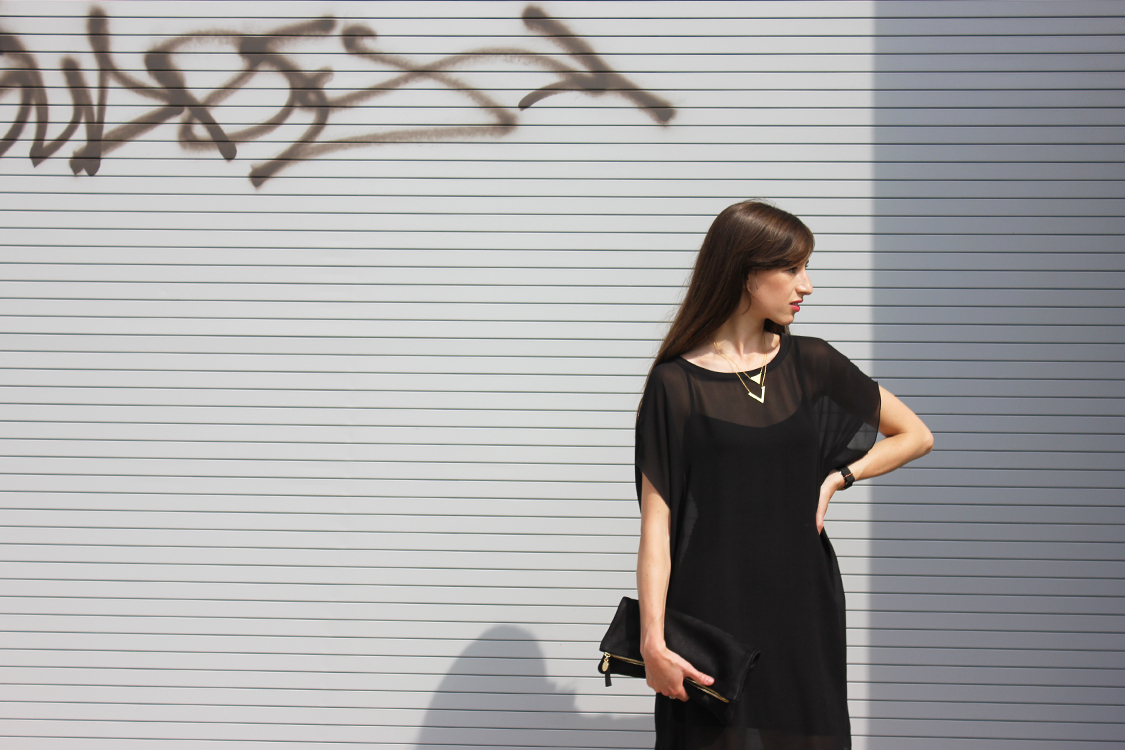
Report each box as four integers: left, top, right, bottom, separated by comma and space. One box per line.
601, 652, 612, 686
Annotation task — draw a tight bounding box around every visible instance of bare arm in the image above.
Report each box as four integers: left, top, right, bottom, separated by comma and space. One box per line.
638, 473, 714, 701
816, 384, 934, 532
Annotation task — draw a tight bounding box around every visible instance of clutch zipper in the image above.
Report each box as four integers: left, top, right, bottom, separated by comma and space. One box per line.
600, 651, 728, 702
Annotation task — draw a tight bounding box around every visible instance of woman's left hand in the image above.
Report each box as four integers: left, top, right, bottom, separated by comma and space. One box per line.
814, 385, 936, 534
816, 472, 845, 534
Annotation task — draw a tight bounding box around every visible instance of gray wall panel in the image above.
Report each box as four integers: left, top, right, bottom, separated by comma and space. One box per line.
868, 1, 1125, 747
0, 1, 1121, 747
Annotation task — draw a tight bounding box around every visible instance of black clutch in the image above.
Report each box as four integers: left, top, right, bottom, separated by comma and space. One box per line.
597, 596, 760, 723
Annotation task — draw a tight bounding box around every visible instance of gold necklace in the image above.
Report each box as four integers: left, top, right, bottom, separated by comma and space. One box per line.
712, 333, 770, 404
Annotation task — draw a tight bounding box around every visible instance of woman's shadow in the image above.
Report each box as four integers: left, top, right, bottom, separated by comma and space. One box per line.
414, 624, 652, 748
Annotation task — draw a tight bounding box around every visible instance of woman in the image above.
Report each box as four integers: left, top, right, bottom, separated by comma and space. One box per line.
636, 201, 933, 749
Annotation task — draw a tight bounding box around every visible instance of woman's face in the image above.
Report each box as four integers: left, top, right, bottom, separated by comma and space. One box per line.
746, 259, 813, 326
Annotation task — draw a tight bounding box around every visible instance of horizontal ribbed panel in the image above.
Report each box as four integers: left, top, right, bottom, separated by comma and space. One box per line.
0, 1, 1121, 748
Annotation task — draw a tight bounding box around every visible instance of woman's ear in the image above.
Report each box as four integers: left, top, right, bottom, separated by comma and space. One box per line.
744, 272, 758, 296
738, 278, 754, 314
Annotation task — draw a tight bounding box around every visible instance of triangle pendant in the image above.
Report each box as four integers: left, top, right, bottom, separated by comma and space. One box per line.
747, 384, 765, 404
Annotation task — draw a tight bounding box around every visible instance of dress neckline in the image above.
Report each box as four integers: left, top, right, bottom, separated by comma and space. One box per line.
677, 332, 791, 377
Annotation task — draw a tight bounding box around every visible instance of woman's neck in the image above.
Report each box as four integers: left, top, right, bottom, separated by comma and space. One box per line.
711, 317, 776, 359
679, 312, 781, 372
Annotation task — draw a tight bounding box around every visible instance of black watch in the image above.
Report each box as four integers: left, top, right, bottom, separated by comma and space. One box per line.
838, 466, 855, 490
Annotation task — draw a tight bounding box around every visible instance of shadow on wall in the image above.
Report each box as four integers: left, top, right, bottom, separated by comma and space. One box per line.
868, 3, 1125, 748
414, 625, 652, 748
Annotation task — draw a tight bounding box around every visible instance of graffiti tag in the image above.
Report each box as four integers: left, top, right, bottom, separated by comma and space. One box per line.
0, 5, 674, 187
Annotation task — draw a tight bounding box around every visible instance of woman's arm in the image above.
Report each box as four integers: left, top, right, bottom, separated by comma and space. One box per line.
816, 384, 934, 532
638, 473, 714, 701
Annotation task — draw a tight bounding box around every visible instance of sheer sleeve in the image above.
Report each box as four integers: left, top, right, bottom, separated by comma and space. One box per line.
797, 337, 882, 475
634, 362, 691, 514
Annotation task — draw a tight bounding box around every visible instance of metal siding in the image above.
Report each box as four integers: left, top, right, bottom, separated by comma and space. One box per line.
866, 2, 1125, 748
0, 1, 1120, 748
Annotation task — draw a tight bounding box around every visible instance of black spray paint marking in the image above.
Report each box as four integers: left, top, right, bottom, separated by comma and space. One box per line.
0, 5, 675, 187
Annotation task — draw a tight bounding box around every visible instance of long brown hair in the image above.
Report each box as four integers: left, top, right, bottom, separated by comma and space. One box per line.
650, 200, 814, 373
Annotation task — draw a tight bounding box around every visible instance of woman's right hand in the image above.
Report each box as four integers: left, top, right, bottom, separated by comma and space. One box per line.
641, 641, 714, 702
638, 478, 713, 701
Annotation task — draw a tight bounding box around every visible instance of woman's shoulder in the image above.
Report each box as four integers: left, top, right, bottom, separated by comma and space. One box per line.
788, 334, 863, 376
638, 360, 693, 420
789, 333, 828, 349
648, 358, 691, 386
789, 333, 841, 359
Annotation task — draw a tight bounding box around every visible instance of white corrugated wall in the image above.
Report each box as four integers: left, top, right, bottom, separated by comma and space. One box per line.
0, 2, 1120, 748
862, 2, 1125, 748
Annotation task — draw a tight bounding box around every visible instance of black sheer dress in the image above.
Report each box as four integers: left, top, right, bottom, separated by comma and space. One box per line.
635, 333, 881, 750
